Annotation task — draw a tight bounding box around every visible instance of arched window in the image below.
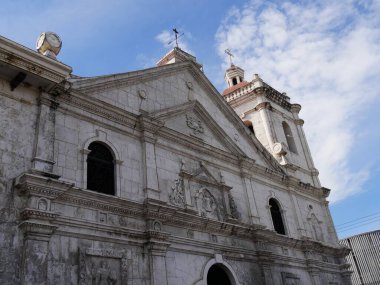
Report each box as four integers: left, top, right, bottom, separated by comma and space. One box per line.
87, 142, 115, 195
282, 121, 297, 153
232, 77, 238, 85
269, 198, 286, 235
244, 120, 255, 136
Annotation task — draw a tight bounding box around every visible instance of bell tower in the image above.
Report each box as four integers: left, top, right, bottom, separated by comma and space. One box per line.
225, 64, 245, 88
223, 68, 320, 187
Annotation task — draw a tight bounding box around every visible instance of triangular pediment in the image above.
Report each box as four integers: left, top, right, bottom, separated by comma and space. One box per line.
148, 100, 284, 172
69, 60, 284, 173
149, 100, 244, 156
188, 163, 223, 187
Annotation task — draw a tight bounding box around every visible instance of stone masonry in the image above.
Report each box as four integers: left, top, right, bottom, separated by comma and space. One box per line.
0, 36, 352, 284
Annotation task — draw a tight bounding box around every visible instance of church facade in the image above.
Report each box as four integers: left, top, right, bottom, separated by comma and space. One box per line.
0, 35, 352, 284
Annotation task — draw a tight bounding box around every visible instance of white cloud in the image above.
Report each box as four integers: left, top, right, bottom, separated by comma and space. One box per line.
155, 29, 195, 55
215, 0, 380, 203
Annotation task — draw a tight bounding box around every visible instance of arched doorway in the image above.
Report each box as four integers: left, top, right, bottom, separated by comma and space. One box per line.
207, 264, 231, 285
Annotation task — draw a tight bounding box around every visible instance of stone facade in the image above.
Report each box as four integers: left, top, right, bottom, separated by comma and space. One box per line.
0, 36, 352, 284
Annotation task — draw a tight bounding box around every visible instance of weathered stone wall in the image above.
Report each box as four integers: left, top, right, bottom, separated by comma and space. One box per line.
0, 78, 39, 284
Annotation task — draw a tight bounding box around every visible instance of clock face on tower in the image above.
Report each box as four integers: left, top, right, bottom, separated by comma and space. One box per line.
36, 32, 62, 58
46, 33, 61, 48
36, 32, 46, 50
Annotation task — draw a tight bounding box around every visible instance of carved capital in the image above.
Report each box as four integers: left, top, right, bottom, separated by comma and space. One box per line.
139, 115, 164, 143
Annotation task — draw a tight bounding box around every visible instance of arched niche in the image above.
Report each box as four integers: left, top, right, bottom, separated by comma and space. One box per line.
194, 255, 242, 285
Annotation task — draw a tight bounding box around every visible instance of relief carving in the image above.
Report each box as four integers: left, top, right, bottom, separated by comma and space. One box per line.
79, 248, 128, 285
186, 114, 204, 135
169, 178, 185, 207
228, 194, 241, 220
194, 187, 219, 219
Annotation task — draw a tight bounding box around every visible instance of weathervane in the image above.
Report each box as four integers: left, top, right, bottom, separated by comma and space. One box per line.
168, 28, 184, 48
224, 49, 234, 66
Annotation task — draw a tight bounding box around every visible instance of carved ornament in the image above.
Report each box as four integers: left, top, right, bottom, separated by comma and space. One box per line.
186, 114, 204, 135
169, 178, 185, 207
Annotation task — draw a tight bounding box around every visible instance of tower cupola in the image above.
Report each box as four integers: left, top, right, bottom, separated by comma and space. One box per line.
224, 64, 245, 88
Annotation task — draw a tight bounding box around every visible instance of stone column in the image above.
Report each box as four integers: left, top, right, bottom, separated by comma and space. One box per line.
31, 92, 59, 178
139, 116, 163, 200
19, 221, 57, 285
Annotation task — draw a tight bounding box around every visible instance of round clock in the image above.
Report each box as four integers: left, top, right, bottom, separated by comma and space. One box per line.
36, 32, 62, 58
273, 142, 287, 155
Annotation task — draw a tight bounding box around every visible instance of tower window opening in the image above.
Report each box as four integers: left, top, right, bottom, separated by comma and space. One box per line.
269, 198, 286, 235
87, 142, 115, 195
282, 121, 297, 153
232, 78, 238, 85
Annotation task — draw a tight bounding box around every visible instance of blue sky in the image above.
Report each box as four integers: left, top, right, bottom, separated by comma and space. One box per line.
1, 0, 379, 238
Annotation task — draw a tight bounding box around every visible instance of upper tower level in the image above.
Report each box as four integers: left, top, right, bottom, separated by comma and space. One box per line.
224, 64, 245, 88
222, 65, 320, 187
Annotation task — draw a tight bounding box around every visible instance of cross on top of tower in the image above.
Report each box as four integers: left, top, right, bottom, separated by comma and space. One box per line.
168, 28, 184, 48
224, 49, 234, 66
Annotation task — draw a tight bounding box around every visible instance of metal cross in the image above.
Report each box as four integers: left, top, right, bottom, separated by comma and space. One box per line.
168, 28, 184, 48
224, 49, 234, 65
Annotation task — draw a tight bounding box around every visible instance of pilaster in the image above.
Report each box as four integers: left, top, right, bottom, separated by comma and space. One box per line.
19, 221, 57, 285
139, 115, 164, 200
146, 229, 170, 285
254, 92, 276, 152
257, 242, 275, 285
239, 161, 261, 224
31, 92, 59, 178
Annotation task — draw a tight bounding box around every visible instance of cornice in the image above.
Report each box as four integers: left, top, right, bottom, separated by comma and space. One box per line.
58, 91, 138, 129
15, 173, 345, 260
70, 61, 192, 94
0, 36, 71, 83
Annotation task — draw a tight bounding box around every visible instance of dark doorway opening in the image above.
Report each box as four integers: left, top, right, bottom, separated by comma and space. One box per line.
207, 264, 231, 285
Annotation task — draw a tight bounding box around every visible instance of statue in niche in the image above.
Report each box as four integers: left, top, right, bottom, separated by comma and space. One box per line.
228, 193, 241, 219
194, 187, 218, 219
37, 198, 48, 211
169, 178, 185, 207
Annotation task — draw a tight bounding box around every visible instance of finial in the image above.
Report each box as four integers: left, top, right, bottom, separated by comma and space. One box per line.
224, 49, 234, 66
